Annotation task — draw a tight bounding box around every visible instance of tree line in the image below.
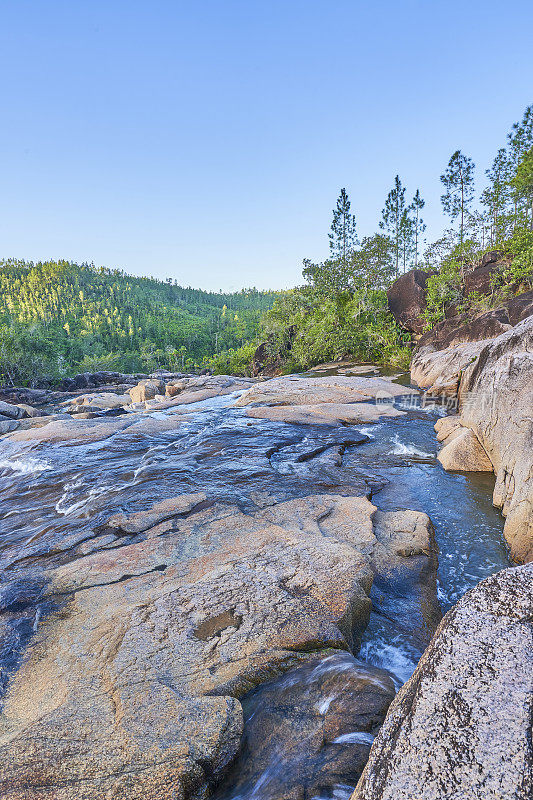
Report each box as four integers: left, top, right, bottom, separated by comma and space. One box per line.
0, 260, 279, 385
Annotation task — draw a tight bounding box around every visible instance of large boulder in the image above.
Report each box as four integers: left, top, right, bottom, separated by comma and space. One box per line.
128, 379, 165, 404
463, 250, 505, 296
458, 315, 533, 563
352, 563, 533, 800
245, 402, 406, 426
0, 494, 437, 800
235, 375, 417, 408
236, 375, 417, 427
0, 401, 24, 420
437, 426, 493, 472
386, 269, 432, 334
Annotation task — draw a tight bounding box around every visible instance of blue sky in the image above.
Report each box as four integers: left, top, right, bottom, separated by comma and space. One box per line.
0, 0, 531, 290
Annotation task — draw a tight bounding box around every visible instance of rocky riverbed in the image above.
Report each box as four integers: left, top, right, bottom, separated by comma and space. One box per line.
0, 359, 530, 799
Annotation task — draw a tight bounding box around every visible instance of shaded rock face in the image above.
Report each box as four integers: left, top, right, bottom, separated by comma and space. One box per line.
352, 563, 533, 800
0, 401, 24, 420
252, 326, 297, 377
0, 493, 437, 800
410, 293, 533, 398
416, 307, 512, 352
215, 653, 396, 800
386, 269, 432, 334
463, 250, 505, 296
458, 316, 533, 563
58, 371, 146, 392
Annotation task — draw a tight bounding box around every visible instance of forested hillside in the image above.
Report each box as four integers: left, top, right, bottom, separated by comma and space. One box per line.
0, 260, 278, 384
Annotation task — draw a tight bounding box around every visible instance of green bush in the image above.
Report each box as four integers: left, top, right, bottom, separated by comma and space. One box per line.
423, 259, 462, 328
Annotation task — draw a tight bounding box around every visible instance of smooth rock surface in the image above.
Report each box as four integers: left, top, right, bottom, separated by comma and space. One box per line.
352, 563, 533, 800
245, 402, 405, 426
0, 493, 437, 800
459, 315, 533, 562
6, 414, 182, 446
437, 426, 493, 472
235, 376, 416, 408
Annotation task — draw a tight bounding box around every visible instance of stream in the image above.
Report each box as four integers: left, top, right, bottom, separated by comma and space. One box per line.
0, 368, 511, 799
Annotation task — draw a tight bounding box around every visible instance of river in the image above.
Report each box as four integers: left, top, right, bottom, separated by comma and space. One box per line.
0, 368, 511, 799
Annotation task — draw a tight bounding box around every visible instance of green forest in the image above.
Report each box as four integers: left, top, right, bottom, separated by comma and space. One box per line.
1, 104, 532, 386
0, 262, 278, 384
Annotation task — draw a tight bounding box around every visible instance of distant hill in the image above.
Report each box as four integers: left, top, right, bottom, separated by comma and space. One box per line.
0, 259, 278, 385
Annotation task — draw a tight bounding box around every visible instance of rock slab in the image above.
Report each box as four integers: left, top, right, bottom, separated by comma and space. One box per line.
352, 563, 533, 800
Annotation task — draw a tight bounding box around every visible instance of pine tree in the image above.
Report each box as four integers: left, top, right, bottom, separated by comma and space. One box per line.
511, 146, 533, 230
399, 208, 414, 274
410, 189, 426, 267
328, 188, 358, 266
380, 175, 406, 276
440, 150, 475, 254
508, 107, 533, 226
482, 148, 511, 243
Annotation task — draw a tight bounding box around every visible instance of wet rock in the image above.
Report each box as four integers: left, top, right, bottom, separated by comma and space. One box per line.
0, 401, 24, 420
215, 653, 396, 800
6, 414, 182, 446
15, 403, 48, 418
437, 426, 493, 472
353, 563, 533, 800
245, 402, 405, 426
387, 269, 433, 334
0, 419, 19, 435
458, 315, 533, 562
106, 493, 208, 534
0, 494, 438, 800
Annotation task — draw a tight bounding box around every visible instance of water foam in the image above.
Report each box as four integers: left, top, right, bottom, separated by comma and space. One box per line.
390, 433, 433, 459
0, 456, 52, 476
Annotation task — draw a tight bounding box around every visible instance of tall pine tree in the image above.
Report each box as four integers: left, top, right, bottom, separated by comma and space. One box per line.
440, 150, 475, 254
380, 175, 406, 277
410, 189, 426, 267
328, 188, 358, 266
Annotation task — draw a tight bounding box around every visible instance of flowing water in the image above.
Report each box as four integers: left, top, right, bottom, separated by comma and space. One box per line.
0, 370, 511, 798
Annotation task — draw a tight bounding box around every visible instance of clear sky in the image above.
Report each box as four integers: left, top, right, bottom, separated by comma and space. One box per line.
0, 1, 531, 290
